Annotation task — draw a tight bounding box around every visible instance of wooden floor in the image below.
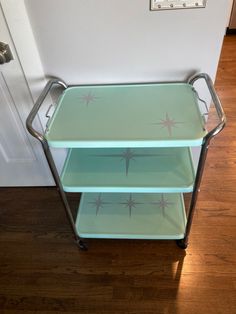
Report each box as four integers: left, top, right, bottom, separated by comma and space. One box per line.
1, 36, 236, 314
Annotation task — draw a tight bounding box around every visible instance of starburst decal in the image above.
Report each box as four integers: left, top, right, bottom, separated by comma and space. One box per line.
88, 194, 111, 215
150, 194, 174, 217
92, 148, 168, 176
153, 113, 183, 136
80, 91, 99, 106
119, 194, 143, 217
120, 148, 135, 176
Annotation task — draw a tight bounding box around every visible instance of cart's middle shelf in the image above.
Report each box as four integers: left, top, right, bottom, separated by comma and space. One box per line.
61, 147, 195, 192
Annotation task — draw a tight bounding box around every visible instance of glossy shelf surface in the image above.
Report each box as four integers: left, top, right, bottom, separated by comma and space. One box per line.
76, 193, 186, 239
61, 147, 195, 193
46, 83, 206, 148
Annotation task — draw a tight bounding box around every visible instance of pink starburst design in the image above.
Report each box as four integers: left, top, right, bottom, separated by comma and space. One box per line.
80, 91, 99, 106
93, 148, 167, 176
154, 113, 183, 136
88, 194, 111, 215
150, 194, 174, 217
119, 194, 143, 218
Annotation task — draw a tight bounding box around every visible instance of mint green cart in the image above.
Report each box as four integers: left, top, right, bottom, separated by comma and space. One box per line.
26, 73, 226, 250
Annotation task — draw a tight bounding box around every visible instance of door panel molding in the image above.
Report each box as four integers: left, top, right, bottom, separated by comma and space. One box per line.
0, 1, 54, 185
0, 0, 52, 129
0, 71, 36, 161
1, 0, 63, 180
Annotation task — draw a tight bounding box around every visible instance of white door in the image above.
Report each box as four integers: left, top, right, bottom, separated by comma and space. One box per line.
0, 6, 53, 186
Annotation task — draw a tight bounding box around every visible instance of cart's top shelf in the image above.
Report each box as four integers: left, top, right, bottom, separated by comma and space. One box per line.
45, 83, 207, 148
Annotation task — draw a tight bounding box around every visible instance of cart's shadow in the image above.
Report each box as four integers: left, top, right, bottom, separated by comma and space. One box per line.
79, 238, 186, 312
68, 193, 186, 312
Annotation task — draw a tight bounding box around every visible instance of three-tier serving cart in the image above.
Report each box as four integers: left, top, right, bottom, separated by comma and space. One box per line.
26, 73, 226, 250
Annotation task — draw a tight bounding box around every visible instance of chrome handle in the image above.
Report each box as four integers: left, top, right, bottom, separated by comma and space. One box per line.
26, 78, 67, 142
188, 72, 226, 139
0, 42, 13, 64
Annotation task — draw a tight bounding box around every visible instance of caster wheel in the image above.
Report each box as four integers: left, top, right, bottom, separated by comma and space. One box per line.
76, 239, 88, 251
176, 239, 188, 249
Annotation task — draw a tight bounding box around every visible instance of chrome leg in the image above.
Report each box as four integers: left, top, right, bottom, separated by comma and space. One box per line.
41, 140, 87, 250
177, 139, 210, 249
177, 72, 226, 249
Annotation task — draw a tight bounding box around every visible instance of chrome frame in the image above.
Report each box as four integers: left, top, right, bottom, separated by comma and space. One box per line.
26, 79, 87, 250
177, 72, 226, 248
26, 73, 226, 250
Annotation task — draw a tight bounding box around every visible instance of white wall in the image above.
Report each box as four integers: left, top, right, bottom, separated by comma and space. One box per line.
25, 0, 230, 85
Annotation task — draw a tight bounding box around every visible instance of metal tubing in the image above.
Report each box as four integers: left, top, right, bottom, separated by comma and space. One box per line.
188, 72, 226, 135
26, 79, 67, 142
181, 73, 227, 247
26, 78, 86, 248
42, 140, 80, 241
181, 139, 210, 246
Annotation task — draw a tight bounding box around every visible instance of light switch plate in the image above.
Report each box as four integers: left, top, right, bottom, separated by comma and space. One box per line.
150, 0, 207, 11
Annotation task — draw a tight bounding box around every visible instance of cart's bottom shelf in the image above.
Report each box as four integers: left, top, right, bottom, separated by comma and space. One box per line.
76, 193, 187, 239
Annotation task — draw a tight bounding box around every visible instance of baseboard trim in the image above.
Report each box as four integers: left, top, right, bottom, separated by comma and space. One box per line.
226, 27, 236, 35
